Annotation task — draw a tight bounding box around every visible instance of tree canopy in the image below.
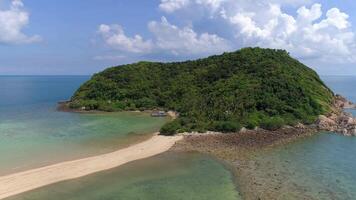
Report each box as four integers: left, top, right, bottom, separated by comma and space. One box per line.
70, 47, 334, 135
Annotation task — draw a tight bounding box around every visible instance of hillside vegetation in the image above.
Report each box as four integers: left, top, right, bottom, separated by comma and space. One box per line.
70, 48, 334, 135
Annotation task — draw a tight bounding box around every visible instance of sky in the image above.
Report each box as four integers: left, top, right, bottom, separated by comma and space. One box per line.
1, 0, 356, 75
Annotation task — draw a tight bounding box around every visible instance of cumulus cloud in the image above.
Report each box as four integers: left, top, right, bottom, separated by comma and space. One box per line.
157, 0, 356, 63
0, 0, 41, 44
159, 0, 311, 13
159, 0, 190, 13
226, 3, 355, 62
148, 17, 230, 55
97, 24, 153, 53
97, 17, 231, 56
98, 0, 356, 63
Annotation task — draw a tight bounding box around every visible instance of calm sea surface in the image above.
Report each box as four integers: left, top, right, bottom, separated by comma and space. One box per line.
0, 76, 240, 200
240, 76, 356, 199
0, 76, 169, 175
4, 76, 356, 200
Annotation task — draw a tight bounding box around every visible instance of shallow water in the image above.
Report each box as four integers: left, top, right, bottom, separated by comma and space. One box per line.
238, 76, 356, 199
0, 76, 168, 175
4, 75, 356, 200
0, 76, 240, 200
5, 152, 241, 200
246, 133, 356, 199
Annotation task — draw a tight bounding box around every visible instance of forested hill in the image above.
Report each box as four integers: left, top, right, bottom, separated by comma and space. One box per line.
70, 47, 334, 135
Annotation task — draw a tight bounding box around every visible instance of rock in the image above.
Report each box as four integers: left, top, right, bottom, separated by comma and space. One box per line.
240, 127, 247, 133
316, 115, 337, 130
295, 123, 306, 129
319, 95, 356, 136
337, 115, 354, 125
283, 125, 293, 129
334, 94, 356, 109
328, 113, 338, 121
351, 128, 356, 136
342, 128, 348, 135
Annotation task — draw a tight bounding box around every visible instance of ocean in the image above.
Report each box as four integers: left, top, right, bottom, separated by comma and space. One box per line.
3, 75, 356, 200
238, 76, 356, 199
0, 76, 240, 200
0, 76, 169, 175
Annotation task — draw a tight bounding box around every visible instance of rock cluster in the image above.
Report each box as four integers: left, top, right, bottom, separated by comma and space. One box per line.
317, 113, 356, 136
334, 94, 356, 109
316, 95, 356, 136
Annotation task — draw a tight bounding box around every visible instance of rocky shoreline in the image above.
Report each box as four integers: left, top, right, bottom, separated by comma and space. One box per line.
171, 94, 356, 199
316, 95, 356, 136
171, 127, 319, 200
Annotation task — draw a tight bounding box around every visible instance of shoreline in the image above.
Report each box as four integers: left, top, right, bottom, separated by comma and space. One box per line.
57, 102, 179, 119
0, 134, 182, 200
171, 127, 319, 200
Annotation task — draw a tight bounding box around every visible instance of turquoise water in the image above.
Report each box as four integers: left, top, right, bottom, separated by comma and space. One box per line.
0, 76, 168, 175
1, 76, 240, 200
6, 152, 240, 200
249, 133, 356, 199
6, 76, 356, 199
243, 76, 356, 199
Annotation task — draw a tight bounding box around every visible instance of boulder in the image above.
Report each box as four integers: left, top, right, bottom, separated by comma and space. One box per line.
350, 128, 356, 136
240, 127, 247, 133
316, 115, 337, 130
295, 123, 306, 129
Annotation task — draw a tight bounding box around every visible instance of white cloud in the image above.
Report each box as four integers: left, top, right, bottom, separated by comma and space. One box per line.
148, 17, 230, 55
98, 24, 153, 53
0, 0, 41, 44
97, 17, 231, 56
226, 3, 356, 62
98, 0, 356, 64
159, 0, 312, 13
157, 0, 356, 63
159, 0, 190, 13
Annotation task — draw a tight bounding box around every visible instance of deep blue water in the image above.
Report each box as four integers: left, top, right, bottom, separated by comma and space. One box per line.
0, 76, 89, 107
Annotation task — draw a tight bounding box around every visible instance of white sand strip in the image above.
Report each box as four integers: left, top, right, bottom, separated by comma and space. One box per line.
0, 134, 182, 200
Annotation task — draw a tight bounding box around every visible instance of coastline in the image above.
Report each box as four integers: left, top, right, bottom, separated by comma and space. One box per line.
0, 134, 182, 200
171, 127, 319, 200
52, 95, 356, 199
57, 102, 179, 119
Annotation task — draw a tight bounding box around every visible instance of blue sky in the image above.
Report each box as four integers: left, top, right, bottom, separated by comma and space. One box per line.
1, 0, 356, 75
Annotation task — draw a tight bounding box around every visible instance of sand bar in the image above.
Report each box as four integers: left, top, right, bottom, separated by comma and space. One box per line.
0, 134, 182, 200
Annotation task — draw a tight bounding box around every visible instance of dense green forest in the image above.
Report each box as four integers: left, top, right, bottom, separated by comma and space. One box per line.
70, 48, 334, 135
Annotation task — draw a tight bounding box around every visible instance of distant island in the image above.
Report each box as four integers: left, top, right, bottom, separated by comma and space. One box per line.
67, 47, 355, 135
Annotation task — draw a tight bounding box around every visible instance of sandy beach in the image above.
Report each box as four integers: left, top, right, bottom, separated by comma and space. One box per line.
0, 134, 182, 200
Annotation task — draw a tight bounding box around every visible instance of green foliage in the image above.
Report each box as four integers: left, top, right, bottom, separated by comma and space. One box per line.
211, 121, 241, 133
160, 120, 181, 136
260, 117, 285, 131
70, 47, 334, 134
246, 120, 259, 130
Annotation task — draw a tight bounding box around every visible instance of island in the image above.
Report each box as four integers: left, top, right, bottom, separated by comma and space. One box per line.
66, 47, 355, 135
